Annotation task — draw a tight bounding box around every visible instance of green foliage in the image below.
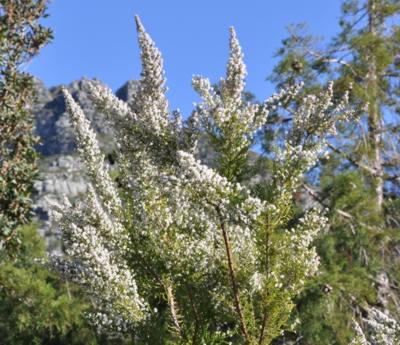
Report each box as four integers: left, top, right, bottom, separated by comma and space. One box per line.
286, 171, 381, 344
0, 224, 105, 345
0, 0, 52, 254
266, 1, 400, 343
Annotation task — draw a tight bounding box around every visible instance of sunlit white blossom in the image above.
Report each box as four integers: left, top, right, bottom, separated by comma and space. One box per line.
51, 16, 353, 343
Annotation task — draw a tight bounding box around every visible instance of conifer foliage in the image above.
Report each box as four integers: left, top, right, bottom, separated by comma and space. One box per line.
51, 16, 354, 344
266, 1, 400, 343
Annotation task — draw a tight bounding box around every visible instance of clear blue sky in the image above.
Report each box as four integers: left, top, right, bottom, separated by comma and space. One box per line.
29, 0, 342, 116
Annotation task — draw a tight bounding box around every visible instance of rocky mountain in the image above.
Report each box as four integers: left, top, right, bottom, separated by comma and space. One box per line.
33, 78, 139, 251
34, 78, 119, 156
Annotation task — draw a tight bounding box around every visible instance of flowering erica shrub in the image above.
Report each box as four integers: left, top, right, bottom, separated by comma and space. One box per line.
50, 16, 354, 344
351, 307, 400, 345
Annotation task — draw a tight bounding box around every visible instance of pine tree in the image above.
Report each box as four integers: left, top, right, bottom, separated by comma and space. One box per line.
269, 0, 400, 210
266, 1, 400, 343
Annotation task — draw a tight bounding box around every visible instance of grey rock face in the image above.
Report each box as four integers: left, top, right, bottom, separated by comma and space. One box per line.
34, 78, 122, 156
33, 78, 140, 251
34, 155, 87, 253
116, 80, 140, 104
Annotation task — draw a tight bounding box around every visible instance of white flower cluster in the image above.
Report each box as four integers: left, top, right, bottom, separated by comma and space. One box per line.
291, 81, 353, 144
351, 320, 369, 345
272, 82, 354, 200
281, 210, 327, 287
351, 307, 400, 345
191, 28, 266, 166
132, 16, 169, 136
50, 195, 145, 332
51, 16, 351, 342
62, 89, 122, 218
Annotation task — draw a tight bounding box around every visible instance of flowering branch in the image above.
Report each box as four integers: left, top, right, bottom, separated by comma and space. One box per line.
51, 16, 354, 344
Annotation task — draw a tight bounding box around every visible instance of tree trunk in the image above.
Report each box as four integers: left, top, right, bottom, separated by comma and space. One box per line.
367, 0, 384, 212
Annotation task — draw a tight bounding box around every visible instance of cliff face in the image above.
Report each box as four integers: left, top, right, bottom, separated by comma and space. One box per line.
33, 78, 139, 251
34, 78, 119, 156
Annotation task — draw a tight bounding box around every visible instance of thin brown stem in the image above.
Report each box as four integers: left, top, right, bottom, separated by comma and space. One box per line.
166, 283, 183, 339
215, 205, 251, 343
258, 310, 268, 345
259, 219, 270, 345
302, 183, 382, 232
187, 287, 200, 344
326, 142, 377, 176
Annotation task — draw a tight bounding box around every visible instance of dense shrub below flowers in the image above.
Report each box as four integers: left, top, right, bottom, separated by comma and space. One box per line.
50, 16, 356, 344
0, 224, 113, 345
